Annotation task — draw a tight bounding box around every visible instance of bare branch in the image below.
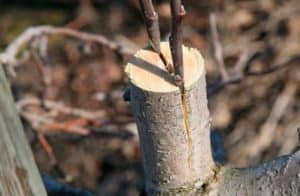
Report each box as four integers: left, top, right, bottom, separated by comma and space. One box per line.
170, 0, 186, 91
242, 81, 297, 158
0, 25, 136, 75
16, 96, 107, 120
207, 54, 300, 96
138, 0, 174, 74
209, 12, 229, 81
37, 133, 57, 165
139, 0, 161, 53
31, 49, 51, 87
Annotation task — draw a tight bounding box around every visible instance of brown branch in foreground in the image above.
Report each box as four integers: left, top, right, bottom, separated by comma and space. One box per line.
170, 0, 186, 91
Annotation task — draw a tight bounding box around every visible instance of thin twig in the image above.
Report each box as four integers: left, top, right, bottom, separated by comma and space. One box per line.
20, 110, 91, 135
207, 54, 300, 96
37, 133, 57, 165
16, 96, 106, 134
209, 12, 229, 81
0, 25, 136, 75
41, 118, 90, 135
17, 97, 107, 120
139, 0, 173, 74
170, 0, 186, 91
31, 49, 51, 87
139, 0, 161, 53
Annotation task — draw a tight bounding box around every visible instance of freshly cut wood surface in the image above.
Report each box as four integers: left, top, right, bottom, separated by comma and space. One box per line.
125, 42, 204, 92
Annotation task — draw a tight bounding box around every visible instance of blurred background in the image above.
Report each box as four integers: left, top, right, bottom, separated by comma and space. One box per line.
0, 0, 299, 195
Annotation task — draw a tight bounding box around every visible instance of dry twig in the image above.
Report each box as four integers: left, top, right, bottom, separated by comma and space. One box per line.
37, 133, 57, 165
16, 96, 109, 136
207, 53, 300, 96
169, 0, 186, 91
139, 0, 161, 53
139, 0, 173, 74
31, 49, 51, 87
17, 97, 107, 120
0, 25, 136, 77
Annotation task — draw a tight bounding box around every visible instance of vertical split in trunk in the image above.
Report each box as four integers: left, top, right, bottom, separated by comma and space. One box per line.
125, 42, 215, 194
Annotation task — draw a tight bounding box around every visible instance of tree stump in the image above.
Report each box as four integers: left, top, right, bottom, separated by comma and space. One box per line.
125, 42, 216, 194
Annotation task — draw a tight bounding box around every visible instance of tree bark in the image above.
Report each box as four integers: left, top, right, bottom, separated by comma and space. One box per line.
125, 42, 300, 195
210, 151, 300, 196
125, 42, 216, 194
0, 65, 47, 196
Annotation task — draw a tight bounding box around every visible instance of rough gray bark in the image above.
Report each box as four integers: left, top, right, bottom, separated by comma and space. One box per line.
125, 42, 216, 194
210, 150, 300, 196
139, 0, 161, 53
0, 65, 47, 196
125, 42, 300, 195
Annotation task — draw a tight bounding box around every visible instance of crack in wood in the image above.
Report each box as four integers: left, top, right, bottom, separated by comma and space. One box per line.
180, 89, 193, 169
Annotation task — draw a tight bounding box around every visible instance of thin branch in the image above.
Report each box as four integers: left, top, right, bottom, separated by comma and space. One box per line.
37, 133, 57, 165
139, 0, 173, 74
16, 97, 107, 120
139, 0, 161, 53
16, 96, 111, 135
170, 0, 186, 91
41, 118, 91, 135
0, 25, 136, 74
31, 49, 51, 87
207, 54, 300, 96
209, 12, 229, 81
19, 110, 91, 135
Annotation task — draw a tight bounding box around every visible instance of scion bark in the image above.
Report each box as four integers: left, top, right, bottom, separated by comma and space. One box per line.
139, 0, 161, 53
0, 65, 46, 196
170, 0, 186, 90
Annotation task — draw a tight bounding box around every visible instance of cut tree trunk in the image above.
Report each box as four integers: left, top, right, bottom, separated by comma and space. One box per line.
0, 65, 47, 196
125, 42, 216, 194
125, 42, 300, 195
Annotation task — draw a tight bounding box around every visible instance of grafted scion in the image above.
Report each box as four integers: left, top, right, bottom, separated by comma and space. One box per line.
139, 0, 161, 53
170, 0, 186, 92
139, 0, 186, 84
